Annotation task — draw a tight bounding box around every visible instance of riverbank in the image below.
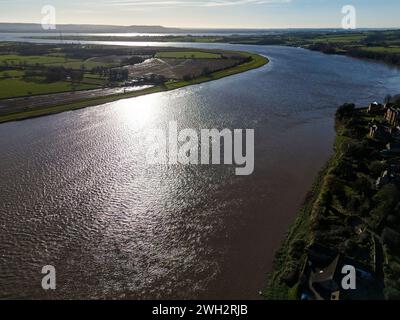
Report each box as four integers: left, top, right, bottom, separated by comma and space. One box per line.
0, 52, 268, 123
29, 29, 400, 67
2, 44, 399, 299
265, 101, 400, 300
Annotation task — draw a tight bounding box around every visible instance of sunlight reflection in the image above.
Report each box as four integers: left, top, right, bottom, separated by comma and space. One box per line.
112, 93, 165, 130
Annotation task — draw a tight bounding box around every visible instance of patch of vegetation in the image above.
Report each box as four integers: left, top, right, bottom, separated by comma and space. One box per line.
0, 78, 97, 99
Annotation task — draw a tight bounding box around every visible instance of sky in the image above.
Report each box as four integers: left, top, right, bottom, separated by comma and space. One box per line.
0, 0, 399, 29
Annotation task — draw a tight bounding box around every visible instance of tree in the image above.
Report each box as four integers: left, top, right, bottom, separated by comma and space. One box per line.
368, 161, 385, 177
44, 67, 67, 82
354, 176, 372, 197
70, 70, 84, 84
108, 68, 129, 82
374, 184, 400, 209
202, 67, 211, 76
336, 103, 355, 121
371, 184, 400, 225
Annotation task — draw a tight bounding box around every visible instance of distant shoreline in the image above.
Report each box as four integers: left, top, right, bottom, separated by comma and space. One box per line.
27, 29, 400, 68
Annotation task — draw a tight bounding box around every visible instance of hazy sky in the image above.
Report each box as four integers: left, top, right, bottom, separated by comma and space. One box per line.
0, 0, 399, 28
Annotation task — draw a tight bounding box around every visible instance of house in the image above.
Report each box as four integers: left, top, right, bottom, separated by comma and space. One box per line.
376, 170, 393, 188
299, 244, 342, 300
299, 244, 377, 300
386, 142, 400, 152
376, 165, 400, 188
369, 124, 390, 140
308, 255, 341, 300
385, 107, 400, 127
367, 102, 384, 114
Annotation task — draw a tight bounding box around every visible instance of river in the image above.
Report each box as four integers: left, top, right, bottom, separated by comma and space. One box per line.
1, 40, 400, 299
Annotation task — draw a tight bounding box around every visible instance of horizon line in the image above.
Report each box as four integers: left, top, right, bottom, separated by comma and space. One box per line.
0, 22, 399, 31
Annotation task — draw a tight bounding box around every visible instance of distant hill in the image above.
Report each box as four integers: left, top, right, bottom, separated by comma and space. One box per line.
0, 23, 183, 33
1, 23, 383, 35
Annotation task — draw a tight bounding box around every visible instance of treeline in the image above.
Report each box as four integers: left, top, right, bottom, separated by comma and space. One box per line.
24, 66, 84, 83
308, 43, 339, 55
59, 45, 156, 60
307, 43, 400, 66
347, 48, 400, 66
0, 43, 56, 56
90, 67, 128, 82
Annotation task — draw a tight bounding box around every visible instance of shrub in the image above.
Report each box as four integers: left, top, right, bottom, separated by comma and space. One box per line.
336, 103, 355, 121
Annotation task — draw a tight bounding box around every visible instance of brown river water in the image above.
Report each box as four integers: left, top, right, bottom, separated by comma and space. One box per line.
1, 43, 400, 299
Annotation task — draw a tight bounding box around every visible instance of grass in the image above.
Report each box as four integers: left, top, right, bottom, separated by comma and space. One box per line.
312, 34, 367, 44
0, 69, 25, 78
155, 51, 222, 59
0, 54, 73, 66
0, 54, 118, 70
0, 78, 99, 99
0, 51, 268, 123
81, 74, 107, 86
360, 46, 400, 54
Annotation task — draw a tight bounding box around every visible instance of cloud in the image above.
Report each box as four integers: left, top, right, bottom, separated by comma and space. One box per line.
99, 0, 292, 8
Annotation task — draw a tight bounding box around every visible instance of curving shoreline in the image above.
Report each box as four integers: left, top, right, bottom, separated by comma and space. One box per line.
0, 51, 268, 124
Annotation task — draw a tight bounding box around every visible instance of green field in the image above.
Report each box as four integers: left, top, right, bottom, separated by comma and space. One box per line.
0, 78, 99, 99
360, 46, 400, 54
0, 54, 118, 70
155, 51, 222, 59
312, 34, 367, 43
0, 54, 73, 66
0, 69, 25, 78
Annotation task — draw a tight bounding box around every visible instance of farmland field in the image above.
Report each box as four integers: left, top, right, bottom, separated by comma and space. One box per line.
360, 46, 400, 54
0, 54, 119, 70
0, 69, 24, 78
0, 78, 99, 99
0, 54, 73, 66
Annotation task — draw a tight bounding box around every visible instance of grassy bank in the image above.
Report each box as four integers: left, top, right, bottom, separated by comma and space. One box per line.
265, 102, 400, 300
264, 161, 332, 300
0, 52, 268, 124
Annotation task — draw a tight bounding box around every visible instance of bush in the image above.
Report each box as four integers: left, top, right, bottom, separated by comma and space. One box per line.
368, 161, 386, 177
336, 103, 355, 121
289, 239, 306, 260
382, 228, 400, 248
353, 176, 372, 197
373, 184, 400, 215
385, 286, 400, 300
